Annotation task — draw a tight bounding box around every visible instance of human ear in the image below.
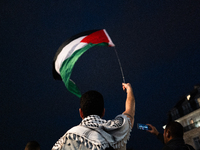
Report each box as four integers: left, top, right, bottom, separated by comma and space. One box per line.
79, 108, 84, 119
166, 130, 171, 138
101, 108, 105, 118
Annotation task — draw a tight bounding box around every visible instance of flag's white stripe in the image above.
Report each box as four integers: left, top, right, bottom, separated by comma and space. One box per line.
103, 29, 115, 47
55, 36, 87, 74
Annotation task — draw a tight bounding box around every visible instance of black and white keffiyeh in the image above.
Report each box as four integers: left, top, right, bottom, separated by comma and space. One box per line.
52, 114, 132, 150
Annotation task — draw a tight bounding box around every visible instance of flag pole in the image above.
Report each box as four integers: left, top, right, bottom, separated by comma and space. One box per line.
114, 47, 126, 83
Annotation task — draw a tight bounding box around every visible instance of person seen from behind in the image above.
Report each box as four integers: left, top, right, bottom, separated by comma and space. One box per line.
52, 83, 135, 150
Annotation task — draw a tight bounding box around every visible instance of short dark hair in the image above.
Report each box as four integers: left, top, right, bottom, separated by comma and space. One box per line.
25, 141, 40, 150
166, 121, 184, 138
80, 90, 104, 117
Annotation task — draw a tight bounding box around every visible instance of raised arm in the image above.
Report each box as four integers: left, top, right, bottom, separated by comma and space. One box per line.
122, 83, 135, 128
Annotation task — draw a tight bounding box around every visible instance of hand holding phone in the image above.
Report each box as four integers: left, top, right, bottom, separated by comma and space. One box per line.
137, 123, 151, 130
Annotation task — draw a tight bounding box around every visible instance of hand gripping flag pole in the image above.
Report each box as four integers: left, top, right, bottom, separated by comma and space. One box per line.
114, 47, 126, 83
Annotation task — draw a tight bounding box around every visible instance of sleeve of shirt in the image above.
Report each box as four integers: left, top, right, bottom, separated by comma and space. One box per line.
106, 114, 132, 142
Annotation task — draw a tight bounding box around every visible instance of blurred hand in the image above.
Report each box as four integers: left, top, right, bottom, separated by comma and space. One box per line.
146, 124, 159, 136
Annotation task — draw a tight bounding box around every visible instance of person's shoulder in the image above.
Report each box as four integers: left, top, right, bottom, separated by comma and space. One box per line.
116, 113, 130, 120
165, 144, 195, 150
67, 125, 88, 134
114, 114, 130, 124
162, 145, 172, 150
185, 144, 195, 150
111, 114, 132, 130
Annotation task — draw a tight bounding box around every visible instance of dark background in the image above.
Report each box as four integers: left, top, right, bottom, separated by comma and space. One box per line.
1, 0, 200, 149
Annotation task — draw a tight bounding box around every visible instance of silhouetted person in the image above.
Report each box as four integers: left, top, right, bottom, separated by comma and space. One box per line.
52, 83, 135, 150
24, 141, 40, 150
147, 121, 195, 150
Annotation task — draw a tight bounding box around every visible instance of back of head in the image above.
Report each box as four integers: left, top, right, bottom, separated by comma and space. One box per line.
80, 90, 104, 118
24, 141, 40, 150
166, 121, 184, 138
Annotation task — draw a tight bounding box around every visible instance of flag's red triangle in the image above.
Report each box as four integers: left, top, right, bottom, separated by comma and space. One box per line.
81, 29, 109, 44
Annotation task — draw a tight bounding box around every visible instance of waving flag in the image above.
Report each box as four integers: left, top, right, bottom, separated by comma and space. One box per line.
53, 29, 115, 98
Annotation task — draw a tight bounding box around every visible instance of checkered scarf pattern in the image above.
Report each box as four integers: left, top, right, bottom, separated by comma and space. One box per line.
80, 115, 124, 129
52, 114, 131, 150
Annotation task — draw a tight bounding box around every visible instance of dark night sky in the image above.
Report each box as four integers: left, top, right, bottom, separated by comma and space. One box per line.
1, 0, 200, 150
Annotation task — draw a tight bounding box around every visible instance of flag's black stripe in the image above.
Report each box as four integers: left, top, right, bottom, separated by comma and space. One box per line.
52, 29, 100, 80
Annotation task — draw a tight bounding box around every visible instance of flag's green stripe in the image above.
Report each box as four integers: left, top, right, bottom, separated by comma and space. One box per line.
60, 42, 109, 98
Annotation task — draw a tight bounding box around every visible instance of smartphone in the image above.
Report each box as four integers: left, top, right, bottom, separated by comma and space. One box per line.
137, 123, 150, 130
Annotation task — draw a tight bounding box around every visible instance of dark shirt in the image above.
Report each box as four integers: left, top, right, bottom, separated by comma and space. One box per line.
157, 133, 195, 150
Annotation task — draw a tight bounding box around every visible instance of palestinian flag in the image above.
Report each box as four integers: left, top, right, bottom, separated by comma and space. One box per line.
52, 29, 115, 98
